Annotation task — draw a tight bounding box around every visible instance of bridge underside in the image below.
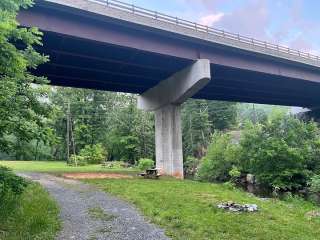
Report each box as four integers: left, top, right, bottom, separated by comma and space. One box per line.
19, 0, 320, 178
34, 31, 320, 108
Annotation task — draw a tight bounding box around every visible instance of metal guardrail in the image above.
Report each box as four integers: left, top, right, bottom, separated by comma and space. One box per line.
89, 0, 319, 62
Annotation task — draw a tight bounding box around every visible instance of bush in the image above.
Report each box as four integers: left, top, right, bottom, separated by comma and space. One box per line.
197, 133, 239, 182
80, 144, 107, 164
184, 156, 200, 178
138, 158, 154, 171
68, 144, 107, 166
0, 167, 28, 202
229, 165, 241, 183
240, 115, 320, 191
309, 175, 320, 194
69, 155, 88, 166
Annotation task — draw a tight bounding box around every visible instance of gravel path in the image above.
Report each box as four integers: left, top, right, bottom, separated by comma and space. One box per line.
19, 173, 170, 240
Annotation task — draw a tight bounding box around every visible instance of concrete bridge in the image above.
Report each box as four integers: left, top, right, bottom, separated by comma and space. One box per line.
18, 0, 320, 178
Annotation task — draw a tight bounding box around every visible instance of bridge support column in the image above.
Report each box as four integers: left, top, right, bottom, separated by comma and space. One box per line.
138, 59, 211, 179
155, 104, 183, 178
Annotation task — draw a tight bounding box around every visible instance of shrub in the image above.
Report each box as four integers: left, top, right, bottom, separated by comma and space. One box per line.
69, 155, 88, 166
197, 133, 239, 182
309, 175, 320, 194
184, 156, 200, 178
138, 158, 154, 171
0, 167, 28, 202
80, 144, 107, 164
229, 165, 241, 183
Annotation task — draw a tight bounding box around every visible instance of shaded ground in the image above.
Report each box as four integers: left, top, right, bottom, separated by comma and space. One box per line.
19, 173, 169, 240
1, 161, 138, 175
62, 173, 133, 180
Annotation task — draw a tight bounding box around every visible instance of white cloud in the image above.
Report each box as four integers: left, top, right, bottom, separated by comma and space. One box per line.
199, 12, 224, 26
214, 0, 270, 40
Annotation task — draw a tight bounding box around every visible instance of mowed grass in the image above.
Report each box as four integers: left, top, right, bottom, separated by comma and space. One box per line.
87, 178, 320, 240
0, 161, 138, 175
0, 183, 60, 240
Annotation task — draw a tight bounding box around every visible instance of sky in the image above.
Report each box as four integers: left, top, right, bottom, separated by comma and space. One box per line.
119, 0, 320, 55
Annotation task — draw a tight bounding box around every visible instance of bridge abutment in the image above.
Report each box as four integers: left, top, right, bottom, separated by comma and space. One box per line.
138, 59, 211, 179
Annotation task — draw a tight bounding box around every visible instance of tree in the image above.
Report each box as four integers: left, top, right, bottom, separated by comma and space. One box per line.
182, 99, 237, 159
0, 0, 50, 155
49, 88, 155, 164
197, 132, 239, 182
182, 99, 211, 158
207, 100, 237, 131
239, 114, 320, 191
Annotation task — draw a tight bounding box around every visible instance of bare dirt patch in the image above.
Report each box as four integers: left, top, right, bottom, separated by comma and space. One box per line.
62, 173, 133, 180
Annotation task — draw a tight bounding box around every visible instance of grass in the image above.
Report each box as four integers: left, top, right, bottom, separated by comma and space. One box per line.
0, 183, 61, 240
4, 160, 320, 239
87, 178, 320, 240
0, 161, 138, 175
88, 207, 115, 221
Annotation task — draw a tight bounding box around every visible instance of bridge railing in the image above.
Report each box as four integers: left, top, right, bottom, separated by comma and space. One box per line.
90, 0, 320, 63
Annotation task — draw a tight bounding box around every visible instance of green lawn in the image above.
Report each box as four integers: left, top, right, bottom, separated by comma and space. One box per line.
3, 160, 320, 239
87, 178, 320, 240
0, 183, 60, 240
0, 161, 138, 175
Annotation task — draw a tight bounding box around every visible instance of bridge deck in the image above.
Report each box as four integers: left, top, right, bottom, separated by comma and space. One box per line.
18, 0, 320, 108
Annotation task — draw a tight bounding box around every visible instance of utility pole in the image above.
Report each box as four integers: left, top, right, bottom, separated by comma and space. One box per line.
253, 104, 257, 124
66, 101, 70, 163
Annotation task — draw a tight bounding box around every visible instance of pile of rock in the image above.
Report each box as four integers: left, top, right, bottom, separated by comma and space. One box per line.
217, 201, 258, 213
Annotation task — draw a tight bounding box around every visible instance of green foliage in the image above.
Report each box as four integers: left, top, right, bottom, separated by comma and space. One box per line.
0, 183, 60, 240
69, 154, 87, 167
207, 101, 237, 130
309, 175, 320, 194
237, 104, 289, 125
240, 114, 320, 191
184, 156, 200, 178
182, 100, 211, 158
80, 144, 107, 164
197, 133, 239, 182
182, 99, 237, 158
0, 0, 51, 155
229, 165, 241, 183
137, 158, 154, 171
0, 167, 28, 202
49, 90, 154, 164
69, 144, 107, 166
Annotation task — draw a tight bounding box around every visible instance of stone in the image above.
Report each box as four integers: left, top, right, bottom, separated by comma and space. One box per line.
217, 202, 259, 213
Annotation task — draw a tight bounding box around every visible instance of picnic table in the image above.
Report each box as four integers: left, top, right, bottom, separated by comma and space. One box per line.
139, 168, 161, 179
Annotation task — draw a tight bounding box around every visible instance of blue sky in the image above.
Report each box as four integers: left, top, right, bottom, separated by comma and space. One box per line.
119, 0, 320, 55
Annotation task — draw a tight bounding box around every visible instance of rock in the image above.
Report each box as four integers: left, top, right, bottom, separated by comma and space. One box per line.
217, 202, 259, 213
246, 174, 255, 184
305, 210, 320, 219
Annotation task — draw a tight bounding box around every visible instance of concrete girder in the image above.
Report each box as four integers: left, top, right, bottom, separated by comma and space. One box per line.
137, 59, 211, 111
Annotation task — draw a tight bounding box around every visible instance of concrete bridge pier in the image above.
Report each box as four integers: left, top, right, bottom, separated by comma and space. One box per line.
138, 59, 211, 178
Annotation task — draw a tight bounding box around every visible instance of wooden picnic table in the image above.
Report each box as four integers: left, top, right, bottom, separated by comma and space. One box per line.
139, 168, 161, 179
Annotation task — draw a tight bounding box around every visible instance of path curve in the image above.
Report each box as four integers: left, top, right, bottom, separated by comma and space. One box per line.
19, 173, 170, 240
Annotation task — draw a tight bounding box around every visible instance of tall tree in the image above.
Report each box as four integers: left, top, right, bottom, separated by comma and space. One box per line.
207, 101, 237, 131
182, 100, 211, 158
0, 0, 50, 154
182, 99, 237, 158
49, 88, 155, 163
